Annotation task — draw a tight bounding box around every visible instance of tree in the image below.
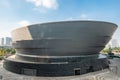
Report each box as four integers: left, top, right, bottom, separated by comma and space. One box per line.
0, 47, 16, 59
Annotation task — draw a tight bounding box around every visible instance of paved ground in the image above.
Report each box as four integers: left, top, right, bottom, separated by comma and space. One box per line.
0, 60, 120, 80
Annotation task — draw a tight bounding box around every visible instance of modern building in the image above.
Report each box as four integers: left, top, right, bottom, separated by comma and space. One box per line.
3, 21, 117, 76
0, 38, 4, 46
0, 37, 12, 46
3, 37, 12, 46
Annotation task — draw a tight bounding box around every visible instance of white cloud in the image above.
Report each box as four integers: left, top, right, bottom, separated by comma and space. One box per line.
80, 14, 94, 20
26, 0, 58, 10
18, 20, 30, 26
66, 17, 74, 20
80, 14, 87, 19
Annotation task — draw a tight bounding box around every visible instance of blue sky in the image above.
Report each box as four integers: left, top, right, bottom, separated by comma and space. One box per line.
0, 0, 120, 40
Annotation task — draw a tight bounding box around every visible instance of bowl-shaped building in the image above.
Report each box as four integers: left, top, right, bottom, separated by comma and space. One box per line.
3, 21, 117, 76
12, 21, 117, 56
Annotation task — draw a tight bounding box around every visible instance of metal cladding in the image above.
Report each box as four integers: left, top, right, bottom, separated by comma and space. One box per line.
12, 21, 117, 56
3, 21, 118, 76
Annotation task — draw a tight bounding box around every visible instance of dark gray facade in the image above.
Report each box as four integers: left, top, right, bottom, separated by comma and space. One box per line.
3, 55, 109, 76
3, 21, 117, 76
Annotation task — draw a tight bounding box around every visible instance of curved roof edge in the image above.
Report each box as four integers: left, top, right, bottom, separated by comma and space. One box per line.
12, 20, 118, 33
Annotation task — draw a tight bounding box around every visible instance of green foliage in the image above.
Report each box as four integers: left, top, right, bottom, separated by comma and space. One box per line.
101, 47, 120, 54
0, 47, 16, 59
10, 48, 16, 54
